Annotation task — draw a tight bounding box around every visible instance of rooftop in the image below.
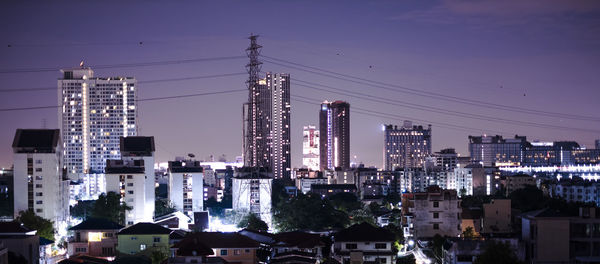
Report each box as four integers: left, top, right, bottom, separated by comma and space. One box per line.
12, 129, 60, 153
118, 222, 172, 235
69, 218, 124, 231
175, 232, 260, 249
334, 223, 395, 242
120, 136, 155, 157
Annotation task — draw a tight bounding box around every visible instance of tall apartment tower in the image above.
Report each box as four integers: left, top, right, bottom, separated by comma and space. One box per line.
12, 129, 69, 234
319, 101, 350, 170
58, 67, 137, 179
302, 125, 320, 171
105, 137, 155, 225
383, 121, 432, 170
168, 160, 204, 218
242, 36, 291, 179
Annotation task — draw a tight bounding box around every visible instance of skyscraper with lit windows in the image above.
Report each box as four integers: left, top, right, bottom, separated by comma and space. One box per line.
384, 121, 432, 170
58, 67, 137, 182
320, 101, 350, 170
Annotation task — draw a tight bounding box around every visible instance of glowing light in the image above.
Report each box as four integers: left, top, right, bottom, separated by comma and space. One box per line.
88, 232, 102, 242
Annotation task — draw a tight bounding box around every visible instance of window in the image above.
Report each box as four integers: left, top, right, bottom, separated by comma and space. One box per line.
75, 247, 87, 253
245, 249, 250, 253
128, 190, 134, 194
35, 160, 42, 164
35, 184, 42, 188
127, 175, 133, 179
35, 168, 42, 172
127, 183, 134, 187
130, 237, 137, 240
433, 201, 439, 208
101, 247, 113, 256
345, 243, 357, 250
375, 243, 387, 249
36, 200, 43, 205
433, 223, 439, 230
36, 209, 43, 213
234, 249, 241, 255
103, 233, 113, 238
433, 212, 439, 219
36, 192, 43, 196
377, 257, 387, 263
140, 244, 146, 250
220, 249, 228, 256
153, 237, 160, 243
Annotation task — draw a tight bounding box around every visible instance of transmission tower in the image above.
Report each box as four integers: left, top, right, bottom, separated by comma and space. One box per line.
244, 35, 263, 167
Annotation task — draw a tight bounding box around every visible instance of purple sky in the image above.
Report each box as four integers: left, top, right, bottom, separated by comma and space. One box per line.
1, 0, 599, 168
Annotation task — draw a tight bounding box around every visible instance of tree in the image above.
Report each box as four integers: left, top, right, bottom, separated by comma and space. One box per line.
70, 200, 95, 219
463, 226, 475, 239
509, 185, 546, 212
91, 192, 132, 225
328, 192, 362, 213
273, 193, 348, 231
431, 234, 446, 261
237, 213, 268, 231
150, 249, 167, 264
16, 210, 55, 240
473, 240, 523, 264
154, 199, 176, 217
348, 209, 376, 226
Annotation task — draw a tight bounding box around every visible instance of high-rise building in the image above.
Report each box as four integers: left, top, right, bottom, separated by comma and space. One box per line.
105, 137, 155, 225
12, 129, 69, 234
383, 121, 432, 170
596, 140, 600, 150
434, 148, 459, 170
168, 160, 204, 218
58, 67, 137, 179
468, 135, 528, 167
319, 101, 350, 170
242, 37, 291, 179
302, 125, 319, 171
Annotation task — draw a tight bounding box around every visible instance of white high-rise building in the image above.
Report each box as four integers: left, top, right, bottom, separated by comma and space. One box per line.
105, 137, 155, 225
12, 129, 69, 236
302, 125, 319, 171
168, 160, 204, 218
58, 67, 137, 185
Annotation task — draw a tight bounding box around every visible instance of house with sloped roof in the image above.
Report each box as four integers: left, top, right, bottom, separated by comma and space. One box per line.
333, 223, 396, 264
172, 232, 259, 264
116, 222, 171, 257
67, 218, 123, 257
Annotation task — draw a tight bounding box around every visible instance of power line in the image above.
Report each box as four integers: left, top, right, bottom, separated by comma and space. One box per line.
0, 89, 246, 113
261, 55, 600, 122
290, 78, 600, 134
0, 55, 246, 74
0, 72, 247, 93
291, 95, 511, 135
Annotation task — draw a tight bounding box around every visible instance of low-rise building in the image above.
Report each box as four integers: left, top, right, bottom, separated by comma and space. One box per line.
116, 222, 171, 256
67, 218, 123, 257
0, 222, 39, 264
501, 174, 536, 196
482, 199, 511, 234
333, 223, 396, 264
172, 232, 259, 264
295, 177, 328, 194
310, 184, 357, 198
168, 160, 204, 218
521, 207, 600, 263
549, 179, 600, 206
404, 186, 462, 239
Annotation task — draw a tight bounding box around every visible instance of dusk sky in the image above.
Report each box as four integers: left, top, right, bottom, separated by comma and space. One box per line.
1, 0, 599, 169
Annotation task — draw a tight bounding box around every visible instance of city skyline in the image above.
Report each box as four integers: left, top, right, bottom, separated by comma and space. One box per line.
1, 1, 599, 169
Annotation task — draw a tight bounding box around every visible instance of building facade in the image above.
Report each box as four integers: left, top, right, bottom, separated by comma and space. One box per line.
403, 187, 462, 238
319, 100, 350, 170
383, 121, 432, 170
168, 160, 204, 218
58, 67, 137, 178
12, 129, 69, 235
468, 135, 528, 167
302, 125, 320, 171
105, 137, 155, 225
